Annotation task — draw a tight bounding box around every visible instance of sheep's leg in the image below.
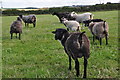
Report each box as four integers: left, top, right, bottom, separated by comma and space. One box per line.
100, 38, 102, 45
10, 33, 13, 39
83, 57, 87, 78
33, 22, 36, 27
105, 35, 108, 45
27, 23, 29, 27
64, 48, 72, 70
81, 23, 84, 30
16, 33, 17, 38
19, 33, 21, 40
75, 59, 79, 77
25, 23, 26, 27
68, 56, 72, 70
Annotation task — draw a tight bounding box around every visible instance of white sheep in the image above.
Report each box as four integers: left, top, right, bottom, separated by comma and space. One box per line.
61, 17, 80, 31
71, 12, 93, 23
71, 12, 94, 28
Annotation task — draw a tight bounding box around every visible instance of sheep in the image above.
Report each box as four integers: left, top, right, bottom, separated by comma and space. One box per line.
61, 17, 80, 31
52, 12, 75, 23
70, 12, 94, 28
19, 14, 36, 27
88, 21, 109, 45
83, 19, 104, 27
52, 28, 90, 78
10, 17, 22, 40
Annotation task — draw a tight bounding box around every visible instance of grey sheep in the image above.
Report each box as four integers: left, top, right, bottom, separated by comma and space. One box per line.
10, 17, 22, 40
19, 14, 36, 27
52, 28, 90, 78
88, 21, 109, 45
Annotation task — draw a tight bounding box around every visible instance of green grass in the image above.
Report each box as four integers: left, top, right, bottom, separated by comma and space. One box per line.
0, 15, 2, 80
2, 10, 119, 78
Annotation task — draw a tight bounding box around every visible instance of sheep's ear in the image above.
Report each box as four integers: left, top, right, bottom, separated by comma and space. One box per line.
80, 31, 86, 37
52, 31, 56, 34
19, 15, 22, 18
63, 29, 68, 33
81, 31, 86, 35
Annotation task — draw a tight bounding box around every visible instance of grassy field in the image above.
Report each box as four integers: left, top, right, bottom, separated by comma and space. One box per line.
2, 10, 118, 78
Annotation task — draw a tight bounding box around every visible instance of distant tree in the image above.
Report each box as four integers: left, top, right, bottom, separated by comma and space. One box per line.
107, 2, 112, 4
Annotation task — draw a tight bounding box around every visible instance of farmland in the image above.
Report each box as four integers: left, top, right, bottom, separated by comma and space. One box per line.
2, 10, 118, 78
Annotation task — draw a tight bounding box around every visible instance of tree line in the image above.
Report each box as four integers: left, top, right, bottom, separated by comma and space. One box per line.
2, 3, 119, 16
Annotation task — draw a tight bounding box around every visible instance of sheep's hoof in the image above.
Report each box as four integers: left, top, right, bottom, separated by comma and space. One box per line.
76, 74, 79, 77
83, 76, 86, 78
76, 73, 79, 77
68, 67, 71, 71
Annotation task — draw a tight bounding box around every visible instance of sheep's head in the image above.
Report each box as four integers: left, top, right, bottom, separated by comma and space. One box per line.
52, 28, 68, 40
71, 12, 77, 17
19, 15, 23, 18
61, 17, 68, 23
17, 17, 22, 21
52, 12, 57, 15
83, 20, 91, 27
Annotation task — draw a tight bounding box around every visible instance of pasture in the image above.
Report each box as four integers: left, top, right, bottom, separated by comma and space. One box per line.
2, 10, 118, 78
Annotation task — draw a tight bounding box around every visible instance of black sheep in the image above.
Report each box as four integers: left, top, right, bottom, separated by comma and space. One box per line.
52, 28, 90, 78
52, 12, 75, 23
83, 19, 104, 27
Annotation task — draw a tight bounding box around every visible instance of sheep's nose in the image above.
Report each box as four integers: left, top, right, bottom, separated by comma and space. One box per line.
52, 31, 56, 34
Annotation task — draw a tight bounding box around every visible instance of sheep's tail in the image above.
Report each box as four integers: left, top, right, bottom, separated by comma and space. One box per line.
78, 31, 86, 47
90, 14, 94, 20
103, 21, 107, 35
32, 16, 36, 21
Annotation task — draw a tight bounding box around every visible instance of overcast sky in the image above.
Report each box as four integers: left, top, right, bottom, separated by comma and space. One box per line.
1, 0, 120, 8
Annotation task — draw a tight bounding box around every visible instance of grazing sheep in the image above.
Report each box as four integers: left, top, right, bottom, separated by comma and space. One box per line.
61, 17, 80, 31
52, 12, 75, 23
83, 19, 104, 27
19, 14, 36, 27
71, 12, 94, 28
70, 12, 94, 23
52, 28, 90, 78
10, 17, 22, 40
88, 21, 109, 45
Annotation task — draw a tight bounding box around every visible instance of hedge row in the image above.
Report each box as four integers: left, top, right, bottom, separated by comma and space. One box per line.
2, 3, 119, 16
